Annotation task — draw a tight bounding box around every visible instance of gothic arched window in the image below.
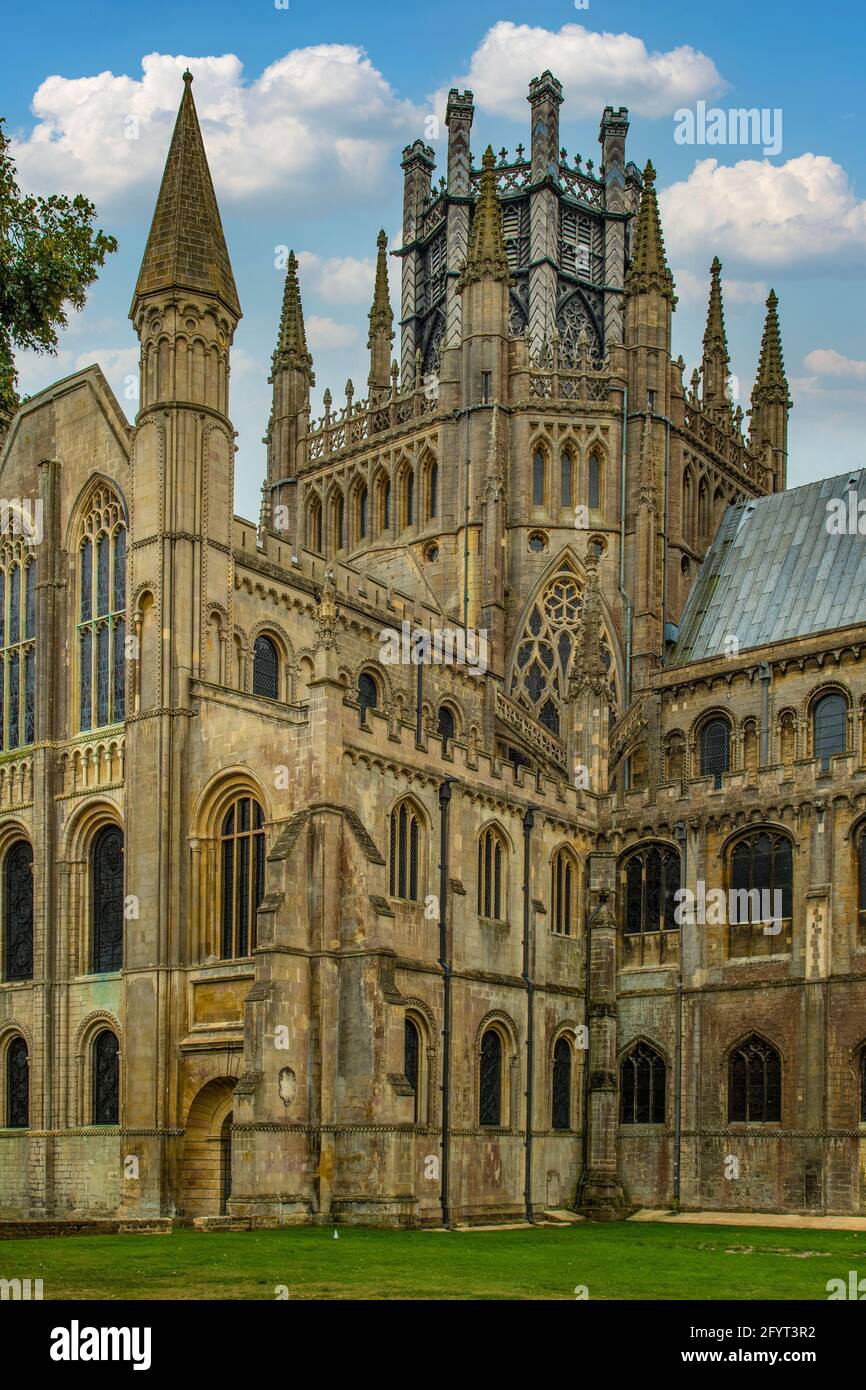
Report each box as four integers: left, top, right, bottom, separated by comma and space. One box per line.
551, 846, 578, 936
621, 844, 681, 934
6, 1035, 29, 1128
479, 1028, 503, 1126
532, 449, 545, 507
700, 717, 730, 788
252, 635, 279, 700
728, 1034, 781, 1123
728, 830, 793, 957
92, 825, 123, 973
551, 1036, 572, 1130
307, 495, 323, 553
813, 693, 847, 771
77, 487, 126, 732
404, 469, 415, 528
389, 798, 423, 902
478, 825, 507, 922
588, 452, 601, 511
560, 449, 573, 509
621, 1042, 666, 1124
358, 484, 368, 539
382, 480, 391, 530
5, 839, 33, 981
428, 461, 438, 519
0, 512, 37, 749
330, 490, 344, 550
858, 827, 866, 944
509, 571, 617, 741
220, 796, 265, 960
92, 1029, 120, 1125
404, 1016, 421, 1123
357, 671, 378, 724
436, 704, 455, 752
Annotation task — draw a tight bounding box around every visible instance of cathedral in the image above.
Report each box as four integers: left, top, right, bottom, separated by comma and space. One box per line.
1, 66, 865, 1229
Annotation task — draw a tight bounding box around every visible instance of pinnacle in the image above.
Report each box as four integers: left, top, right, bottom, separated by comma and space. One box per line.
624, 160, 675, 301
703, 257, 729, 361
367, 229, 394, 348
273, 250, 314, 380
753, 288, 790, 402
458, 145, 511, 291
131, 71, 240, 319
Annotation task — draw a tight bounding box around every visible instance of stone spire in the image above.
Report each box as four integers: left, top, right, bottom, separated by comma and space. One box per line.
131, 70, 240, 320
273, 251, 314, 381
367, 230, 394, 394
752, 289, 790, 405
457, 147, 511, 291
701, 257, 732, 421
749, 289, 791, 488
623, 162, 675, 302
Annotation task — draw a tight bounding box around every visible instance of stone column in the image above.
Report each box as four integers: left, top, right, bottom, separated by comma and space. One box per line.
578, 862, 627, 1218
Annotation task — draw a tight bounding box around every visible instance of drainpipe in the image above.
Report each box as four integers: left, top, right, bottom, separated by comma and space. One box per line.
759, 662, 771, 765
522, 806, 537, 1223
673, 820, 688, 1206
617, 385, 633, 709
438, 780, 454, 1228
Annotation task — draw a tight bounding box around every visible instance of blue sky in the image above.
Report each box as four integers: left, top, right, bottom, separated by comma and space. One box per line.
6, 0, 866, 520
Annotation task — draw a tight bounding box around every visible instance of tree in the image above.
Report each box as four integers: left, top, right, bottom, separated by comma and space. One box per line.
0, 118, 117, 428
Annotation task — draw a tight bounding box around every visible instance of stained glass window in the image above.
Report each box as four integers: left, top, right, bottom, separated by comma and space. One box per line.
92, 826, 123, 973
552, 1037, 572, 1130
6, 1036, 29, 1128
729, 831, 793, 957
92, 1030, 119, 1125
532, 449, 545, 506
0, 516, 37, 750
621, 1042, 666, 1124
729, 1035, 781, 1123
389, 799, 422, 901
509, 571, 618, 744
479, 1029, 502, 1126
253, 635, 279, 700
76, 488, 126, 731
588, 453, 601, 510
404, 1017, 420, 1123
220, 797, 265, 959
560, 450, 573, 508
5, 840, 33, 981
478, 826, 507, 921
551, 847, 577, 936
700, 718, 730, 788
621, 845, 681, 934
813, 694, 847, 771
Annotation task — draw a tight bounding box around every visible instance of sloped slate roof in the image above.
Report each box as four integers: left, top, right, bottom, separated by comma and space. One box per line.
668, 467, 866, 667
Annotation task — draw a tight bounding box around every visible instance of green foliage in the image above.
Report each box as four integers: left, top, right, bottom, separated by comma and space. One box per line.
0, 118, 117, 425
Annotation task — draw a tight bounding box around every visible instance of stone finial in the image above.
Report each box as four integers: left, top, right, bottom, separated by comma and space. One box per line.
623, 161, 676, 303
457, 146, 512, 292
752, 289, 791, 407
272, 250, 314, 381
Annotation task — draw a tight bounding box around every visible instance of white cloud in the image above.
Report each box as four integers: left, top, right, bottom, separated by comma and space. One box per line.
11, 48, 423, 208
661, 155, 866, 266
306, 316, 360, 350
297, 252, 376, 306
673, 268, 768, 306
432, 21, 725, 121
804, 348, 866, 381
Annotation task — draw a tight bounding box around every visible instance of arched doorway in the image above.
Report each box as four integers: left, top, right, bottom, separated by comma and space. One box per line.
181, 1077, 236, 1218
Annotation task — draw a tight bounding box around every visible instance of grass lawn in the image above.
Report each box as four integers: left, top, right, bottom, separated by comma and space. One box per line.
1, 1221, 864, 1300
